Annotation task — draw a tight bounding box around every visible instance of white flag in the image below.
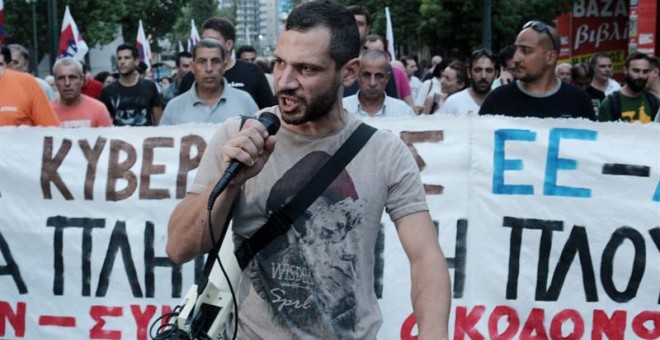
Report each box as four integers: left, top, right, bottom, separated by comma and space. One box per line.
385, 7, 395, 61
57, 6, 89, 61
188, 19, 200, 51
136, 20, 152, 67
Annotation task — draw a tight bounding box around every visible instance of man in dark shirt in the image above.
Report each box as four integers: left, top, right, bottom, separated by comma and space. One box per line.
571, 63, 604, 118
178, 18, 275, 109
479, 21, 593, 119
100, 44, 162, 126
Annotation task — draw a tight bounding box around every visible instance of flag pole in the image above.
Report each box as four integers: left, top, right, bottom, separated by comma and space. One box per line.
47, 0, 59, 67
385, 7, 396, 61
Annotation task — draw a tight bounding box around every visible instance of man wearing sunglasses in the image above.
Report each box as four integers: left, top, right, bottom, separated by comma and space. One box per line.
479, 20, 594, 119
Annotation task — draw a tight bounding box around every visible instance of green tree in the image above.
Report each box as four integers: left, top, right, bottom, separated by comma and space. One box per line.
4, 0, 189, 65
419, 0, 574, 58
336, 0, 576, 62
169, 0, 223, 53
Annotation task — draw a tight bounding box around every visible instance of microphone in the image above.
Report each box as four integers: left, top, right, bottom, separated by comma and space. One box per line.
207, 112, 280, 210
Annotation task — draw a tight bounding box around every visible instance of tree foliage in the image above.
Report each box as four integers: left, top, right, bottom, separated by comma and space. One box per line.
169, 0, 223, 53
4, 0, 579, 67
3, 0, 200, 59
336, 0, 576, 62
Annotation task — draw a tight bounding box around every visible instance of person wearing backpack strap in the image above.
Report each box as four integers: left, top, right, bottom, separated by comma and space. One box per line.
598, 52, 658, 123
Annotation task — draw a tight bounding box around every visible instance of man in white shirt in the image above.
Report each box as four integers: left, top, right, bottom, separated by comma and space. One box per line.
400, 56, 423, 106
343, 49, 415, 118
440, 48, 497, 116
590, 53, 621, 95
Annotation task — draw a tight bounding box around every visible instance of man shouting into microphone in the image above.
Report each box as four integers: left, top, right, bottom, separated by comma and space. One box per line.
166, 1, 451, 339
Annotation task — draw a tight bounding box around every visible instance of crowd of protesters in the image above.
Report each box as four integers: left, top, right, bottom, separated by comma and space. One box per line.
1, 4, 658, 127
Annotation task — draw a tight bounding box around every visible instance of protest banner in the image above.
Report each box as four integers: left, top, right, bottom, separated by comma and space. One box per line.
1, 116, 658, 339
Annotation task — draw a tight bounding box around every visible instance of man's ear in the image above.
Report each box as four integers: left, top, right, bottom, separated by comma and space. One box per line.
341, 57, 361, 87
546, 49, 559, 67
225, 39, 234, 53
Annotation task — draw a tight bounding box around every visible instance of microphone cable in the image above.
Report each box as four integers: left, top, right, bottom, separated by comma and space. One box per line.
206, 205, 239, 340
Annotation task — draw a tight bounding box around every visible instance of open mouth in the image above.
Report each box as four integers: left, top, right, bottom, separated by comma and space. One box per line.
279, 95, 302, 113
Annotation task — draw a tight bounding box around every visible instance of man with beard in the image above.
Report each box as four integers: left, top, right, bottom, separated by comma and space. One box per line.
343, 49, 415, 117
166, 1, 451, 339
598, 52, 658, 123
479, 21, 593, 119
439, 49, 496, 115
99, 44, 162, 126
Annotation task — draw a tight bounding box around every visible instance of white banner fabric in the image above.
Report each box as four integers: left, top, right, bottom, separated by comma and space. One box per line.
1, 115, 659, 339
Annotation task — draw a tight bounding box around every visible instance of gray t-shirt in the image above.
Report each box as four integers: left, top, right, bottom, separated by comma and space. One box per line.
191, 107, 428, 339
160, 79, 258, 125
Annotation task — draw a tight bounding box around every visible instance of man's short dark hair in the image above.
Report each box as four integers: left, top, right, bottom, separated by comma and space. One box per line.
117, 43, 139, 59
0, 46, 12, 65
201, 17, 236, 42
255, 57, 272, 73
399, 55, 417, 68
589, 52, 611, 68
137, 60, 149, 75
469, 48, 497, 69
175, 51, 193, 67
192, 38, 227, 61
94, 71, 112, 83
447, 60, 468, 87
346, 5, 370, 26
649, 56, 659, 70
432, 58, 453, 78
571, 63, 594, 81
237, 45, 256, 58
497, 45, 516, 70
624, 51, 652, 68
285, 0, 360, 69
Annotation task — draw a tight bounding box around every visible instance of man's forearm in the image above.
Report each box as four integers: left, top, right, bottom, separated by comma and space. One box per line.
166, 183, 239, 264
411, 248, 451, 340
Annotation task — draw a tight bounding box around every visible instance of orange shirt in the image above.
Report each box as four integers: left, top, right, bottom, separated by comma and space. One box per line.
0, 69, 60, 127
51, 95, 113, 128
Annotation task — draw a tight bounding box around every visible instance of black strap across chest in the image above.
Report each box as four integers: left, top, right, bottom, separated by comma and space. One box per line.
234, 122, 377, 270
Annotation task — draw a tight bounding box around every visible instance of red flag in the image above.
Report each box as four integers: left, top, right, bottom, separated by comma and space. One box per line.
136, 20, 151, 65
57, 6, 89, 60
188, 19, 200, 52
0, 0, 5, 43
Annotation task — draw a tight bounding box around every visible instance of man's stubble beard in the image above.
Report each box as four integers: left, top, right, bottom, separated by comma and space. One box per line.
280, 74, 341, 126
472, 80, 493, 95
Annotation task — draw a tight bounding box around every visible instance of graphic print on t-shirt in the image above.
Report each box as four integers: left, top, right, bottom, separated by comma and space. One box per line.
110, 95, 149, 126
250, 151, 364, 336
